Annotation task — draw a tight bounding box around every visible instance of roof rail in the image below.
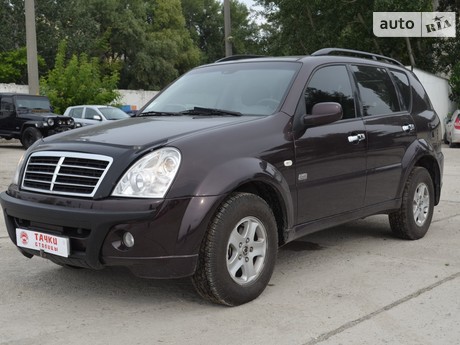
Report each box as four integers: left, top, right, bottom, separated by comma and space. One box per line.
215, 55, 264, 63
311, 48, 405, 68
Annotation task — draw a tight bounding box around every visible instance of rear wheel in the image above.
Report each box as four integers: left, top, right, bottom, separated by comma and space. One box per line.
389, 167, 434, 240
192, 193, 278, 306
20, 127, 42, 149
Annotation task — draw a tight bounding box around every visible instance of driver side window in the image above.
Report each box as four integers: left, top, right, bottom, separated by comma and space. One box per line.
305, 65, 356, 119
85, 108, 99, 119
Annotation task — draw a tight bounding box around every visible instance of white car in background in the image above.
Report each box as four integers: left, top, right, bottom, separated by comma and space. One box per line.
64, 105, 130, 126
445, 109, 460, 148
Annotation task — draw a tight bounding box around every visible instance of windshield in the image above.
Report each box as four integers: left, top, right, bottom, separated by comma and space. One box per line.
16, 96, 51, 112
141, 61, 301, 116
98, 107, 130, 120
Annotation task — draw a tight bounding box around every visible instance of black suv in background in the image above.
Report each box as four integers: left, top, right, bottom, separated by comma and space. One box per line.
0, 49, 443, 306
0, 93, 76, 148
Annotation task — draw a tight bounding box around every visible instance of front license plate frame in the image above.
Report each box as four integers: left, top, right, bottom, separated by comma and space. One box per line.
16, 228, 70, 258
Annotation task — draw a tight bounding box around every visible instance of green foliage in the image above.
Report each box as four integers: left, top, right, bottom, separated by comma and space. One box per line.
449, 62, 460, 104
40, 42, 120, 114
0, 47, 46, 84
181, 0, 265, 63
0, 48, 28, 83
0, 0, 25, 52
124, 0, 201, 89
433, 0, 460, 75
256, 0, 435, 71
181, 0, 222, 63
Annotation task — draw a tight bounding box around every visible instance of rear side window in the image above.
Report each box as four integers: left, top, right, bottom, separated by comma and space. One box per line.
351, 65, 400, 116
390, 70, 411, 111
305, 65, 356, 119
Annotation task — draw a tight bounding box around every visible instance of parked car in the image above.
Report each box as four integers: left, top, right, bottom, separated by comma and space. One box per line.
0, 48, 444, 306
445, 109, 460, 148
0, 93, 76, 149
63, 105, 130, 126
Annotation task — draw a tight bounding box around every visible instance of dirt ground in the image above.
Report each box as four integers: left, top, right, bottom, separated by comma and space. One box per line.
0, 141, 459, 345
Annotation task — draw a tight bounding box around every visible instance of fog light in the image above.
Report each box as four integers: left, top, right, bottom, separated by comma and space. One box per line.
122, 232, 135, 248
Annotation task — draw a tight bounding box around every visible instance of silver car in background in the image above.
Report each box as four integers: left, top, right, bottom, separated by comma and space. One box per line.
445, 109, 460, 148
64, 105, 130, 126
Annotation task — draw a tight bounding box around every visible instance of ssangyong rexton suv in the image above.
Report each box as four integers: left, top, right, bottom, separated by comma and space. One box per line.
0, 48, 444, 306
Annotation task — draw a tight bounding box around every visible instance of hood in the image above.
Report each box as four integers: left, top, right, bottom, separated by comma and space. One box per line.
18, 111, 64, 118
44, 115, 261, 149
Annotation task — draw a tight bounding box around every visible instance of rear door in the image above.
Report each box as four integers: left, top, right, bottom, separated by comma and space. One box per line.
350, 65, 416, 205
294, 64, 367, 224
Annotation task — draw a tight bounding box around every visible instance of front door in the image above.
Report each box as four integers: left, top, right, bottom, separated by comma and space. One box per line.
294, 65, 367, 224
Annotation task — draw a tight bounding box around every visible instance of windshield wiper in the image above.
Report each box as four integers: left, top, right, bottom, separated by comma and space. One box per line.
139, 111, 183, 116
179, 107, 242, 117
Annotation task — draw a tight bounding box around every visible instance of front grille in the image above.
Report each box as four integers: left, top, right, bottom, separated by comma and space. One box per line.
21, 151, 113, 197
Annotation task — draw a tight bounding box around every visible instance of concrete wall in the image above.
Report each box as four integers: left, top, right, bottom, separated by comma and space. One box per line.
0, 83, 29, 94
117, 89, 158, 110
0, 83, 158, 110
411, 68, 456, 125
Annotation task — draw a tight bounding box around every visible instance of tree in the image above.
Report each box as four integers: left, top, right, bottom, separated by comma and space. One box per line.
0, 0, 25, 52
449, 62, 460, 105
182, 0, 265, 63
0, 49, 26, 83
40, 42, 120, 114
433, 0, 460, 75
181, 0, 222, 63
256, 0, 435, 71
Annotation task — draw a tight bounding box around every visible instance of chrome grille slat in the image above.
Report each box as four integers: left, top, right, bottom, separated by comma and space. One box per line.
21, 152, 113, 197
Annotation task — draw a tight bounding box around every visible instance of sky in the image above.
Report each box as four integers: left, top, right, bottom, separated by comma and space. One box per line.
240, 0, 257, 8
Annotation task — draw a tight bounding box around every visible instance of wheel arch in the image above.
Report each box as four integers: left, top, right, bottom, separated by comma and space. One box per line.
413, 155, 442, 206
400, 139, 442, 206
233, 181, 290, 246
176, 158, 295, 257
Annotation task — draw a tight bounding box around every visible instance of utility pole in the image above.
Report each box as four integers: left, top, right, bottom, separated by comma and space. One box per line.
224, 0, 232, 56
25, 0, 39, 95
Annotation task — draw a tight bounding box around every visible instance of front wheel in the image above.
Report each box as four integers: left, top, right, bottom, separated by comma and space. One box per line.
389, 167, 434, 240
192, 193, 278, 306
20, 127, 43, 149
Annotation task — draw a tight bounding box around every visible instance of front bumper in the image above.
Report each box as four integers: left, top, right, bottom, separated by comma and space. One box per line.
1, 188, 222, 278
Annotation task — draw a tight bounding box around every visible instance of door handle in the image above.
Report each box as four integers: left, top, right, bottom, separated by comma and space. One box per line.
402, 124, 415, 132
348, 133, 366, 143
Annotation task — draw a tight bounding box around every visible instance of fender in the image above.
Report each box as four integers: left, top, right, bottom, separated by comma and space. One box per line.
21, 120, 46, 131
194, 157, 294, 218
397, 138, 443, 205
175, 157, 295, 254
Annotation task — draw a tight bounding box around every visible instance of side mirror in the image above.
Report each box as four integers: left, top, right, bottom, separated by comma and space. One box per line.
93, 115, 102, 121
303, 102, 343, 127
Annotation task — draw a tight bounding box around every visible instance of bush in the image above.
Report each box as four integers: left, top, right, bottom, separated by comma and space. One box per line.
40, 41, 120, 114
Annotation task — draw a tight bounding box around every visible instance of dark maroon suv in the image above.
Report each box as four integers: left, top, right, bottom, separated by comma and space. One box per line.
0, 48, 443, 306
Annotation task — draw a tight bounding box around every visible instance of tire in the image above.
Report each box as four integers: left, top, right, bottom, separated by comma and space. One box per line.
389, 167, 434, 240
20, 127, 43, 149
449, 141, 457, 148
192, 193, 278, 306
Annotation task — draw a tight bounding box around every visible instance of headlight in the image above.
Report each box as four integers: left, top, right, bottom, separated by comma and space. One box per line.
12, 140, 41, 185
112, 147, 181, 198
47, 118, 54, 126
12, 153, 26, 185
